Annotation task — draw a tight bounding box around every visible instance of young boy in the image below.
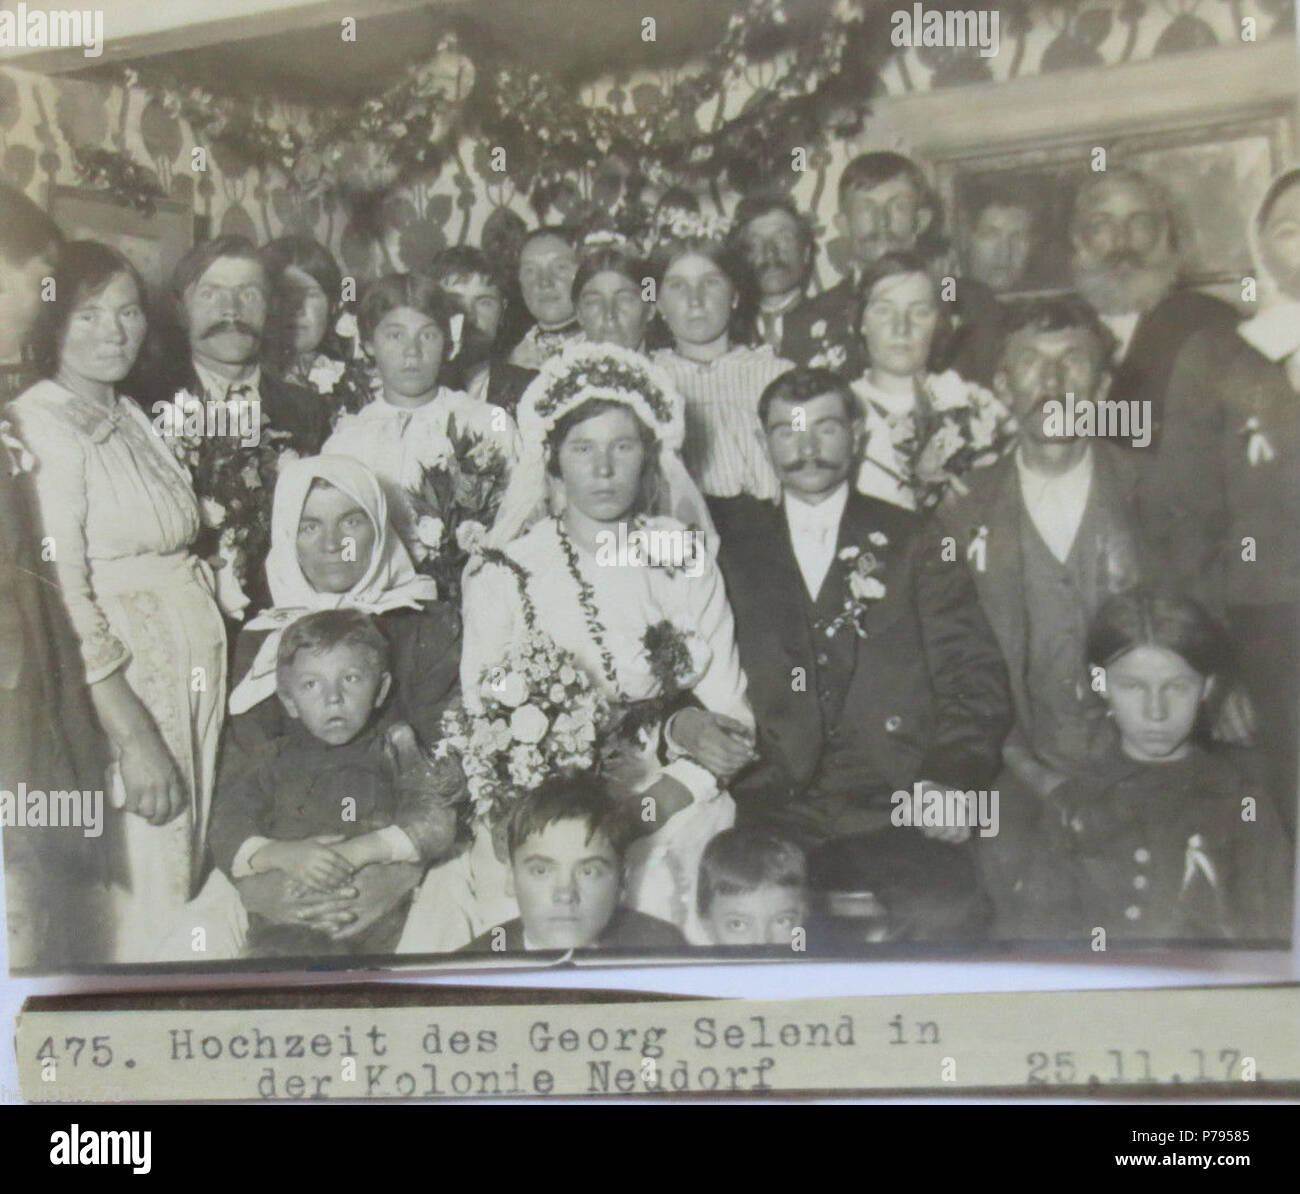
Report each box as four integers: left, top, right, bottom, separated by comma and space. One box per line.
462, 776, 685, 953
209, 609, 456, 958
696, 828, 812, 947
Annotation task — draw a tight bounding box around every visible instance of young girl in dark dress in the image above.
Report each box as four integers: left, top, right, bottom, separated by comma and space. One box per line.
1019, 589, 1292, 945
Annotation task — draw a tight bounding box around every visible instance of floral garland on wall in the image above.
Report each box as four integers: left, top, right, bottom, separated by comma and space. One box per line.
94, 0, 886, 231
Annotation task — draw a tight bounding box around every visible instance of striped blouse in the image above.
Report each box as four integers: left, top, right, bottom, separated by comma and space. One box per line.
650, 344, 791, 501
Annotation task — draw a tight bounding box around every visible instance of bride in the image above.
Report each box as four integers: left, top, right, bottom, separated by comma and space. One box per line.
400, 342, 756, 951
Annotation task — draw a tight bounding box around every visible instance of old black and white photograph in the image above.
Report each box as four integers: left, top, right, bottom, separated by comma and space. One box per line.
0, 0, 1297, 978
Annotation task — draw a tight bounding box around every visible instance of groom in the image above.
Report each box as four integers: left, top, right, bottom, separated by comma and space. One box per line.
710, 367, 1012, 938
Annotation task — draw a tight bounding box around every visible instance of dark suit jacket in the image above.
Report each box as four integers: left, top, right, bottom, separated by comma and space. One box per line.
461, 907, 687, 953
132, 355, 330, 615
781, 274, 1004, 385
1106, 288, 1236, 451
935, 444, 1143, 752
712, 491, 1011, 846
133, 356, 330, 457
484, 359, 535, 417
1138, 323, 1300, 611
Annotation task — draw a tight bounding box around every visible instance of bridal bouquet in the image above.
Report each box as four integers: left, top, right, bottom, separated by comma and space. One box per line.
440, 630, 610, 825
902, 371, 1016, 511
408, 414, 511, 605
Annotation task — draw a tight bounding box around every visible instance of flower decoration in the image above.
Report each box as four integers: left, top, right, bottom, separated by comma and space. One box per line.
867, 371, 1016, 511
440, 630, 610, 824
406, 414, 511, 607
826, 538, 889, 638
520, 341, 684, 453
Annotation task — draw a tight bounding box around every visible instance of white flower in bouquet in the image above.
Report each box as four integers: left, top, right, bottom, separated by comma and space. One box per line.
548, 683, 567, 703
926, 370, 972, 412
510, 703, 550, 744
559, 664, 577, 686
455, 518, 487, 553
307, 356, 347, 394
334, 311, 359, 341
508, 743, 546, 786
488, 670, 530, 708
917, 421, 965, 478
415, 515, 445, 549
199, 497, 227, 529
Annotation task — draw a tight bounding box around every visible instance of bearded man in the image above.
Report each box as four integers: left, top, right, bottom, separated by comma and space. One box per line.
1069, 168, 1235, 449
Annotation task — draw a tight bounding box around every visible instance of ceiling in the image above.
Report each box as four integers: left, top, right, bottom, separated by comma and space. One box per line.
67, 0, 753, 105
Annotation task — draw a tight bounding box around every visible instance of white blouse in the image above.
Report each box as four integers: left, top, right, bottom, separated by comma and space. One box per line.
650, 345, 790, 501
323, 387, 520, 541
11, 380, 202, 683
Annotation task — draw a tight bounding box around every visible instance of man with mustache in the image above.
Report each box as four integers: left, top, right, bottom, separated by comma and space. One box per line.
710, 366, 1011, 941
139, 236, 330, 614
1068, 168, 1235, 449
732, 192, 816, 356
936, 297, 1147, 931
780, 152, 1004, 385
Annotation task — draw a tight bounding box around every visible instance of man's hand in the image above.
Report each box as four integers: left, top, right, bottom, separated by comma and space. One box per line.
235, 870, 359, 935
251, 839, 355, 893
326, 862, 422, 942
668, 709, 756, 780
899, 780, 972, 844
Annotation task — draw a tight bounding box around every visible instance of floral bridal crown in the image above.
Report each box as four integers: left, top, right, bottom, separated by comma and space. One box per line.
520, 341, 685, 454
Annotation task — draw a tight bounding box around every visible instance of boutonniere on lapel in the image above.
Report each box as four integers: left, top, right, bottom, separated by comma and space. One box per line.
1239, 415, 1276, 466
825, 532, 889, 638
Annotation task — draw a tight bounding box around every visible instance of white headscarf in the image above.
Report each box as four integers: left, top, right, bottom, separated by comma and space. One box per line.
1238, 166, 1300, 363
487, 341, 716, 549
228, 454, 439, 714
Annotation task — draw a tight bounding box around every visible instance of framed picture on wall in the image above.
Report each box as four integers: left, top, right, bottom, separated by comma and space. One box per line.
934, 108, 1293, 298
47, 184, 195, 300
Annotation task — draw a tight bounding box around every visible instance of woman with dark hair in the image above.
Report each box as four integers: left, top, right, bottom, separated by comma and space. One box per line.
648, 226, 791, 500
402, 343, 752, 952
0, 185, 110, 970
847, 251, 1013, 511
11, 241, 227, 963
323, 272, 518, 549
258, 235, 349, 396
1014, 589, 1292, 943
572, 243, 655, 353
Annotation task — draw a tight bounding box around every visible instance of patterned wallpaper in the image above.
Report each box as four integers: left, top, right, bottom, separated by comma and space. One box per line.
0, 0, 1293, 285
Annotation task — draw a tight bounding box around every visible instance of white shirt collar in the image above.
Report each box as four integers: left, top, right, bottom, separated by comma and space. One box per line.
1099, 311, 1141, 362
193, 359, 260, 399
354, 387, 454, 420
784, 480, 850, 532
760, 289, 804, 315
1015, 444, 1094, 564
